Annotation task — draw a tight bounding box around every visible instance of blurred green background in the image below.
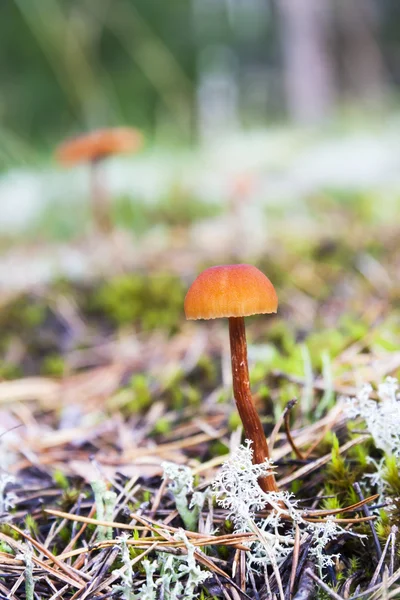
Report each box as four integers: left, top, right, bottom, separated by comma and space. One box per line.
2, 0, 400, 255
2, 0, 400, 163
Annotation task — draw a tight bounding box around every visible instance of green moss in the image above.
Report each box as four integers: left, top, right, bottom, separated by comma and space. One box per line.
59, 525, 72, 544
0, 297, 46, 332
152, 417, 171, 435
90, 272, 185, 333
324, 435, 357, 500
0, 541, 13, 554
53, 469, 69, 490
322, 489, 344, 515
348, 443, 367, 469
375, 509, 391, 542
209, 440, 229, 457
0, 361, 22, 379
59, 488, 80, 510
382, 454, 400, 526
143, 490, 151, 503
216, 389, 230, 404
25, 514, 38, 537
290, 479, 303, 495
217, 545, 230, 560
228, 410, 241, 431
162, 368, 204, 411
108, 374, 153, 415
195, 355, 218, 385
383, 454, 400, 492
267, 321, 297, 354
41, 354, 66, 377
0, 523, 21, 541
130, 374, 152, 410
250, 361, 269, 385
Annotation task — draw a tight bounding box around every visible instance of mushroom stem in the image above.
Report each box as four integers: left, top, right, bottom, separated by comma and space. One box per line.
90, 158, 113, 234
228, 316, 278, 493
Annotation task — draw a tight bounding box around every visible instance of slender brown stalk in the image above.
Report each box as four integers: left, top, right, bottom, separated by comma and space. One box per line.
90, 158, 113, 234
229, 316, 278, 492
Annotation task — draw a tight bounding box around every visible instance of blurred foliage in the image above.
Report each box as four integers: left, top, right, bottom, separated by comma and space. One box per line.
2, 0, 400, 173
113, 191, 222, 232
0, 0, 198, 154
89, 272, 185, 332
31, 192, 221, 241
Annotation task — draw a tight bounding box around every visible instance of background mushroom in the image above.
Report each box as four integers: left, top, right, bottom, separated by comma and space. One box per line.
184, 264, 278, 493
56, 127, 143, 235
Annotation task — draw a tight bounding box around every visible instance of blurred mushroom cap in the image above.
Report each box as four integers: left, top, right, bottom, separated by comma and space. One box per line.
56, 127, 143, 165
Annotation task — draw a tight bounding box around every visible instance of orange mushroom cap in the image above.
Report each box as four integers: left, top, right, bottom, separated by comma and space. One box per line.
56, 127, 143, 165
184, 264, 278, 320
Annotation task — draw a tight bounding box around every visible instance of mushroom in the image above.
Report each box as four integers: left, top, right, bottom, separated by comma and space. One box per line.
184, 264, 278, 492
56, 127, 143, 234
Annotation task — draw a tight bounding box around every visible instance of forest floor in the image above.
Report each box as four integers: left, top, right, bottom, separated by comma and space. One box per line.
0, 175, 400, 598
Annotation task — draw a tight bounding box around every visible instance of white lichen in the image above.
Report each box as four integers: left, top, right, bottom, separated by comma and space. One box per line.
16, 542, 34, 600
212, 440, 348, 576
0, 473, 16, 517
90, 479, 116, 541
113, 530, 210, 600
162, 462, 206, 531
344, 377, 400, 457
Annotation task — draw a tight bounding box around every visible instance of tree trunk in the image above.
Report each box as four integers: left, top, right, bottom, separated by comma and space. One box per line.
277, 0, 336, 124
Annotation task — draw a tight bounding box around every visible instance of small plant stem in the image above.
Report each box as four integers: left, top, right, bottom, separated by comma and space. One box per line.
104, 491, 117, 540
90, 158, 113, 234
91, 479, 107, 542
353, 482, 382, 563
303, 568, 344, 600
288, 524, 300, 599
283, 399, 305, 460
24, 543, 34, 600
229, 316, 277, 492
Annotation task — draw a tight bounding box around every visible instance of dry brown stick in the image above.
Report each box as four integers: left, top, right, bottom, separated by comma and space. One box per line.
278, 435, 370, 486
390, 526, 398, 577
283, 400, 305, 460
293, 561, 315, 600
0, 533, 84, 589
48, 507, 253, 547
0, 580, 18, 600
288, 524, 301, 599
302, 494, 379, 518
195, 548, 253, 599
239, 549, 246, 592
8, 524, 85, 586
369, 535, 392, 588
248, 570, 259, 600
61, 503, 97, 556
71, 547, 120, 600
304, 568, 344, 600
304, 515, 376, 524
8, 572, 25, 598
353, 482, 382, 565
130, 511, 255, 542
148, 476, 168, 518
46, 508, 148, 531
348, 566, 400, 599
303, 417, 335, 459
80, 543, 158, 598
269, 398, 298, 454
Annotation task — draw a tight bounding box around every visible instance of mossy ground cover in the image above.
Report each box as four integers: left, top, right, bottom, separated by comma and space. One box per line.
0, 191, 399, 598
